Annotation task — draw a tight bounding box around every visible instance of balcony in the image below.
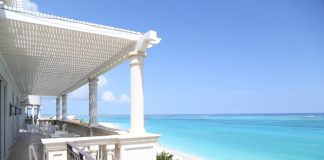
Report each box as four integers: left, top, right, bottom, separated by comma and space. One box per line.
0, 2, 160, 159
9, 119, 159, 160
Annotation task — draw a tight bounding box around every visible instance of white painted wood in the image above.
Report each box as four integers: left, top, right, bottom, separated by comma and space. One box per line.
56, 97, 60, 120
128, 52, 146, 134
0, 80, 4, 159
42, 133, 160, 160
0, 4, 161, 159
37, 106, 40, 120
89, 78, 98, 127
0, 8, 138, 96
61, 94, 67, 120
119, 143, 156, 160
31, 105, 34, 124
0, 8, 160, 97
133, 30, 161, 52
2, 0, 23, 10
0, 7, 142, 40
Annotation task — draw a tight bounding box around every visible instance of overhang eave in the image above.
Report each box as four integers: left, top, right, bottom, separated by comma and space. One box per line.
0, 6, 161, 97
0, 5, 143, 40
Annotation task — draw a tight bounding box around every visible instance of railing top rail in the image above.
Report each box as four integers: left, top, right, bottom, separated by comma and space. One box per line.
42, 133, 160, 150
43, 133, 159, 144
67, 142, 95, 160
39, 119, 120, 132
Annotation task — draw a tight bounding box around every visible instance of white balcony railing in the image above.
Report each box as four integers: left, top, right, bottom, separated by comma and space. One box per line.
67, 142, 95, 160
42, 133, 160, 160
38, 119, 159, 160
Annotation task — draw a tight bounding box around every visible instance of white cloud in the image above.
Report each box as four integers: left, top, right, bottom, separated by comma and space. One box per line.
69, 85, 88, 100
67, 75, 127, 104
41, 96, 56, 103
98, 76, 108, 87
102, 91, 129, 104
69, 75, 108, 100
23, 0, 38, 12
102, 91, 117, 102
118, 94, 130, 103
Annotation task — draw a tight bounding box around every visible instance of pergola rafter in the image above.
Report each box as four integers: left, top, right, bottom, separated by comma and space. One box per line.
0, 5, 160, 97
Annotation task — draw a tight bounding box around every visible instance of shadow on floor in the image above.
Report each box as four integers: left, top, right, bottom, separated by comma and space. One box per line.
8, 132, 44, 160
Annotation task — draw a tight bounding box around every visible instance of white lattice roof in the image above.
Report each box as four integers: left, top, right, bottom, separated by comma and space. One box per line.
0, 6, 160, 96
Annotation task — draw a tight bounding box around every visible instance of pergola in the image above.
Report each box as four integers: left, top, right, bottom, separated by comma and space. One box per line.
0, 2, 160, 134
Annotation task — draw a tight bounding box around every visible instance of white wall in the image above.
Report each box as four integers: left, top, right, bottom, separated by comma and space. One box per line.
0, 53, 21, 160
0, 78, 5, 160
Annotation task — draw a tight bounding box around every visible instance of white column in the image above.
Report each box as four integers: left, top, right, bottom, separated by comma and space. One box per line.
128, 51, 145, 134
31, 106, 35, 124
56, 97, 60, 120
36, 106, 40, 124
38, 106, 41, 119
62, 94, 67, 120
36, 106, 39, 118
89, 77, 98, 127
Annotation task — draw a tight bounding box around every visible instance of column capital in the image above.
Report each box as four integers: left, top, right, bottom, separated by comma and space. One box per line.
88, 77, 99, 86
128, 51, 146, 57
129, 53, 145, 66
62, 94, 67, 98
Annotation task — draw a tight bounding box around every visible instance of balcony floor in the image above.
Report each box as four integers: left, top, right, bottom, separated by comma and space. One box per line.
8, 132, 44, 160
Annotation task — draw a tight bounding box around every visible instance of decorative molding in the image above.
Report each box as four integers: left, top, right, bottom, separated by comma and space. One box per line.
1, 5, 142, 35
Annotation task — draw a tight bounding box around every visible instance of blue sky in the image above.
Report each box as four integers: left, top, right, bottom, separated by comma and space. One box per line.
31, 0, 324, 115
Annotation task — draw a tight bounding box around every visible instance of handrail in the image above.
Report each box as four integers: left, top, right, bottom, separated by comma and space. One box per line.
43, 133, 160, 160
67, 142, 95, 160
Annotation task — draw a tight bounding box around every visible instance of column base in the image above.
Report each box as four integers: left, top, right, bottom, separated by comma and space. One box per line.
89, 123, 98, 127
128, 128, 146, 135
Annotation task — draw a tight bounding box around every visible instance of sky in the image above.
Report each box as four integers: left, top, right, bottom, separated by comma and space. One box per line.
27, 0, 324, 115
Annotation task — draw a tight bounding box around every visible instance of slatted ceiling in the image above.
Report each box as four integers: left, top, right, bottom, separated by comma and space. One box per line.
0, 18, 137, 96
2, 0, 23, 9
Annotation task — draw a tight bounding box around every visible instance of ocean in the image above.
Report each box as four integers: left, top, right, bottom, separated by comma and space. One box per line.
76, 114, 324, 160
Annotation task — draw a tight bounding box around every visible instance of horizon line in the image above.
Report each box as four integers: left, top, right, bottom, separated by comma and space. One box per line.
41, 112, 324, 116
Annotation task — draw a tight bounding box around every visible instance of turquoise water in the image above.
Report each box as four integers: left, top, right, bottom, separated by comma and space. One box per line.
76, 114, 324, 160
